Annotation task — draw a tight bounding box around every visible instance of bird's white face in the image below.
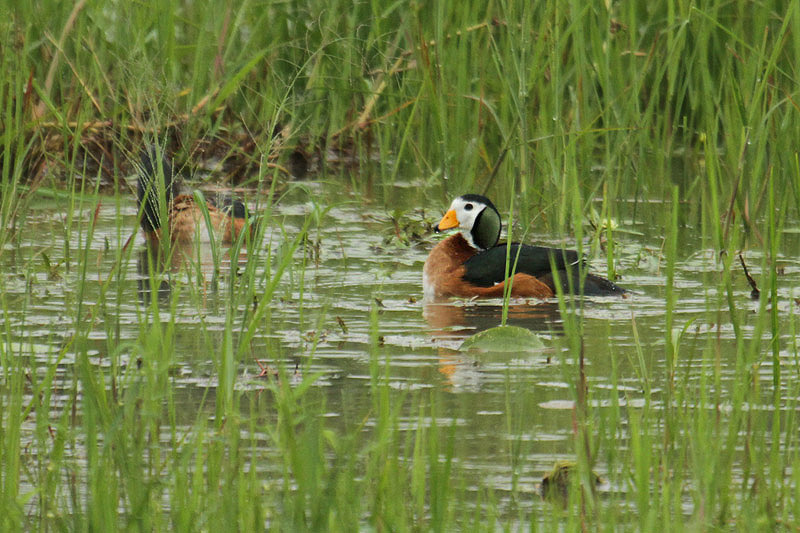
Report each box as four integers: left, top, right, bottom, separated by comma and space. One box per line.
438, 196, 487, 233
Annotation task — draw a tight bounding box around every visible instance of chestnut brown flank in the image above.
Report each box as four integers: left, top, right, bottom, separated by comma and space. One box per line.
424, 234, 554, 299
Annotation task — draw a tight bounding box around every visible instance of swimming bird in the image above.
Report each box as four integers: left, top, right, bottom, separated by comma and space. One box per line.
136, 146, 254, 248
423, 194, 625, 300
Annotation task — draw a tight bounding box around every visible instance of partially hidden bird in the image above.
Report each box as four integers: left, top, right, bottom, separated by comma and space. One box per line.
136, 146, 255, 249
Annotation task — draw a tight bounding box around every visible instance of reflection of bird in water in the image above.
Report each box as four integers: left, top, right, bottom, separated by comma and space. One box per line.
136, 248, 171, 304
423, 195, 626, 301
137, 146, 257, 258
424, 300, 563, 337
424, 301, 561, 390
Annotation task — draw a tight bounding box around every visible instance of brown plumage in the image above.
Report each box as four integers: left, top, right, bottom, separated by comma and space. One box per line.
424, 233, 554, 299
137, 146, 255, 249
142, 194, 251, 247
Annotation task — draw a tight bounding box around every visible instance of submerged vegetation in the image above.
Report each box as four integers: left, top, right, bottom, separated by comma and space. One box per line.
2, 0, 800, 530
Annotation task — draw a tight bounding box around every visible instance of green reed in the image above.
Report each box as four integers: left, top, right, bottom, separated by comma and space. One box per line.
3, 0, 800, 530
4, 0, 800, 223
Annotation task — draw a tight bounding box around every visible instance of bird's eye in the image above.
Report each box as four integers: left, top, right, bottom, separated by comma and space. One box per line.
464, 203, 473, 211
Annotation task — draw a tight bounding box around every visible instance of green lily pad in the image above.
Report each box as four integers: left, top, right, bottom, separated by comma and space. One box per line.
540, 460, 602, 505
459, 325, 545, 353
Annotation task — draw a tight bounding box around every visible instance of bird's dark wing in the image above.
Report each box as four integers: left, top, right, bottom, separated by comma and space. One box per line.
138, 146, 181, 232
537, 271, 627, 296
462, 244, 582, 287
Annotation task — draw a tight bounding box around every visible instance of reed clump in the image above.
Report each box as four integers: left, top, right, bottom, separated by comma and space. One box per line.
2, 0, 800, 530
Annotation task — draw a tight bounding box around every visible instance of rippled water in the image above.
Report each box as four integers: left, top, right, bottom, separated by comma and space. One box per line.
4, 182, 800, 520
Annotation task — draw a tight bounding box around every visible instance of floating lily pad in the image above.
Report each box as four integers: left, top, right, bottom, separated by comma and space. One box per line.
540, 460, 602, 505
458, 325, 545, 353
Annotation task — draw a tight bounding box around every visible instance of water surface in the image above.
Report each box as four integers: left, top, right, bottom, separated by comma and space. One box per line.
3, 181, 798, 521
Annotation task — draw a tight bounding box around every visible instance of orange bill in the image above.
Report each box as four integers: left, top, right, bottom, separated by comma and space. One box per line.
436, 209, 459, 231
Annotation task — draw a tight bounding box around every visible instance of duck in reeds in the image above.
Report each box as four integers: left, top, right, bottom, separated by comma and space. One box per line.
137, 146, 255, 248
423, 194, 626, 300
